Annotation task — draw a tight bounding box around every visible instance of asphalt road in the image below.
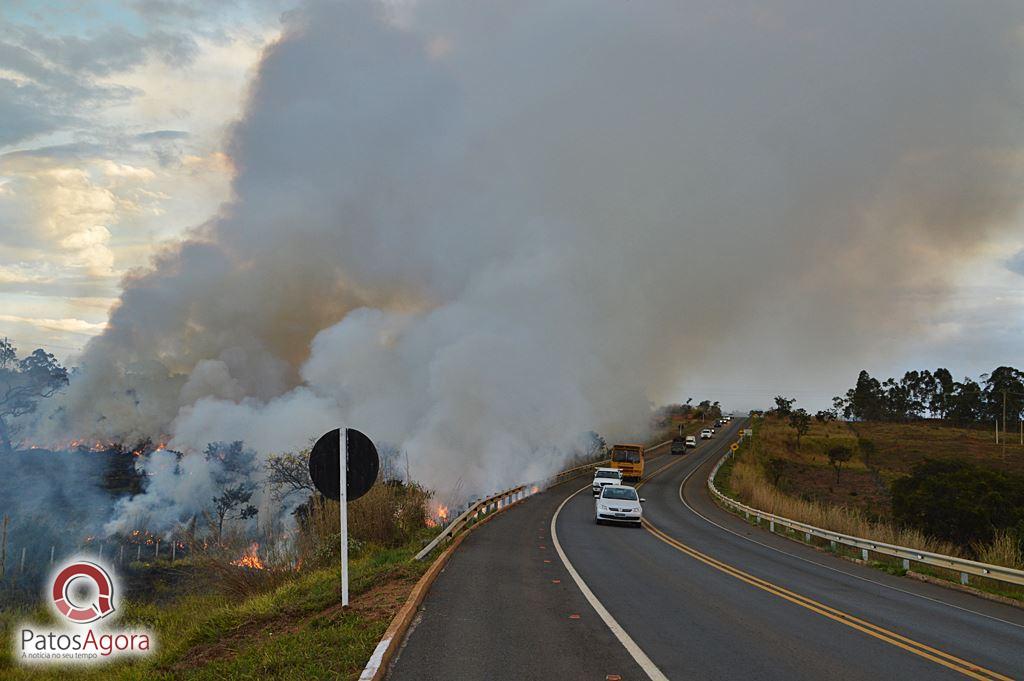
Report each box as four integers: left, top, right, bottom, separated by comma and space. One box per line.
389, 421, 1024, 680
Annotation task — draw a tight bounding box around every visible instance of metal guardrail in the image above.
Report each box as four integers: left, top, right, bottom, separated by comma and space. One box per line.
707, 440, 1024, 588
415, 439, 674, 561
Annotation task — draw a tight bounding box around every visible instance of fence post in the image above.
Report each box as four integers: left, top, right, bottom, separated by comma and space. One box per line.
120, 545, 125, 565
137, 544, 141, 561
20, 547, 26, 573
155, 540, 160, 559
50, 546, 54, 565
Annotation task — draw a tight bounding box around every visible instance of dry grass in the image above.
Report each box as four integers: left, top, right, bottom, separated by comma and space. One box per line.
973, 529, 1024, 571
729, 452, 961, 557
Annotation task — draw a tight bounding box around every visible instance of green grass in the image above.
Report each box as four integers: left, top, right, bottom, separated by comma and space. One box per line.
0, 533, 433, 680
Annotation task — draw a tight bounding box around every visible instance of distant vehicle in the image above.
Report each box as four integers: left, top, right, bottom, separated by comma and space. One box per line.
685, 435, 697, 448
610, 444, 645, 481
671, 437, 687, 455
592, 467, 623, 496
700, 428, 714, 439
595, 485, 645, 527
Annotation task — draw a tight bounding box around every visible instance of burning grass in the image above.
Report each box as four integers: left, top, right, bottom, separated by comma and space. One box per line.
0, 532, 435, 681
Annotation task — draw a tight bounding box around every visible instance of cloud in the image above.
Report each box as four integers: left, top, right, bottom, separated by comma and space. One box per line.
1008, 249, 1024, 277
0, 314, 106, 335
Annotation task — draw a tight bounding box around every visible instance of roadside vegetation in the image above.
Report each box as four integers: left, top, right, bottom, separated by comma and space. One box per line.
719, 369, 1024, 599
0, 455, 436, 680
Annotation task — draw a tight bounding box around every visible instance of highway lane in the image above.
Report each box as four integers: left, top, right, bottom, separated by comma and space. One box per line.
555, 420, 1024, 679
387, 471, 649, 681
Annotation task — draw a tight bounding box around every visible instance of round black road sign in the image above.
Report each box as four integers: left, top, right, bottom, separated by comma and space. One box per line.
308, 428, 379, 502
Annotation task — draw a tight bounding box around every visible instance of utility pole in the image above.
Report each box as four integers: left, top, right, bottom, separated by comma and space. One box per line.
1003, 389, 1008, 460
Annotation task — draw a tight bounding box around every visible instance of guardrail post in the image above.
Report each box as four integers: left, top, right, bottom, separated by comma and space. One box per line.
769, 520, 775, 532
829, 540, 836, 550
804, 532, 811, 542
861, 548, 869, 562
960, 572, 969, 585
902, 559, 910, 571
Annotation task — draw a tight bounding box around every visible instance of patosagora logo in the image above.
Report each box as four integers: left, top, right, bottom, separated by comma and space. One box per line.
16, 558, 153, 665
51, 561, 115, 624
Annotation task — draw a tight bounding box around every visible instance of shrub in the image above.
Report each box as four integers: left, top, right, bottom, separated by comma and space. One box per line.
891, 459, 1024, 548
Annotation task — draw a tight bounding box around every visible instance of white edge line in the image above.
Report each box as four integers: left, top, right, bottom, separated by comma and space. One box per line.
551, 484, 671, 681
358, 636, 392, 680
677, 450, 1024, 632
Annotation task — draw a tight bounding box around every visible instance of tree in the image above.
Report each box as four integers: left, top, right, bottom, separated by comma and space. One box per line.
827, 444, 853, 483
788, 408, 811, 449
0, 340, 69, 453
815, 409, 837, 424
947, 378, 984, 426
212, 484, 258, 544
773, 396, 795, 417
265, 449, 315, 502
982, 366, 1024, 425
848, 370, 887, 421
931, 368, 955, 419
765, 458, 786, 487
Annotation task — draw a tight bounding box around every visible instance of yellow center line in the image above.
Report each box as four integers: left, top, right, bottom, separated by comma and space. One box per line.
634, 445, 1013, 681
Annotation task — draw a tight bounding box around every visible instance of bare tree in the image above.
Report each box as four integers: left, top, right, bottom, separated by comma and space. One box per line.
265, 449, 315, 502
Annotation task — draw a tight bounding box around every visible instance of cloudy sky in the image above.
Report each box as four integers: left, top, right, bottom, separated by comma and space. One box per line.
1, 0, 1022, 422
0, 0, 294, 355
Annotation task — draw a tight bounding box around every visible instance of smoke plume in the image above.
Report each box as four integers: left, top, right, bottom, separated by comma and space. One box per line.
27, 0, 1024, 527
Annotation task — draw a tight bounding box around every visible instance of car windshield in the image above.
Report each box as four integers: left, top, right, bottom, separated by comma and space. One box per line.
601, 487, 638, 501
595, 470, 621, 480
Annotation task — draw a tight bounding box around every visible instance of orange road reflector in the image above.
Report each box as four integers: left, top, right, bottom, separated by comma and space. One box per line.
607, 676, 623, 681
568, 614, 581, 619
543, 559, 551, 563
551, 579, 561, 584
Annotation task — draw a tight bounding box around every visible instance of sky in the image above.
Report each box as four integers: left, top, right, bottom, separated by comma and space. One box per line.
1, 0, 1022, 435
0, 0, 293, 354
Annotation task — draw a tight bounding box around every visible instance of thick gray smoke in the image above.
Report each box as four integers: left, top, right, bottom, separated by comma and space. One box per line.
32, 0, 1024, 529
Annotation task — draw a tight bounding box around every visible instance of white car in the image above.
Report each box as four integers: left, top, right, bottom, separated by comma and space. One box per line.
592, 467, 623, 496
700, 428, 714, 439
595, 485, 645, 527
685, 435, 697, 448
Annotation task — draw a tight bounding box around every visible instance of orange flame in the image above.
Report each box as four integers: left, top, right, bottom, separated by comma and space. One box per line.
231, 543, 265, 570
437, 505, 449, 522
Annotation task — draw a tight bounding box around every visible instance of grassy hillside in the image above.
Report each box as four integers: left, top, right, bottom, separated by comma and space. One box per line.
749, 417, 1024, 522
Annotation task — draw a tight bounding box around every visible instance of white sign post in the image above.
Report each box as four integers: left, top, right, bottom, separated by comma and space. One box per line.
339, 428, 349, 607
